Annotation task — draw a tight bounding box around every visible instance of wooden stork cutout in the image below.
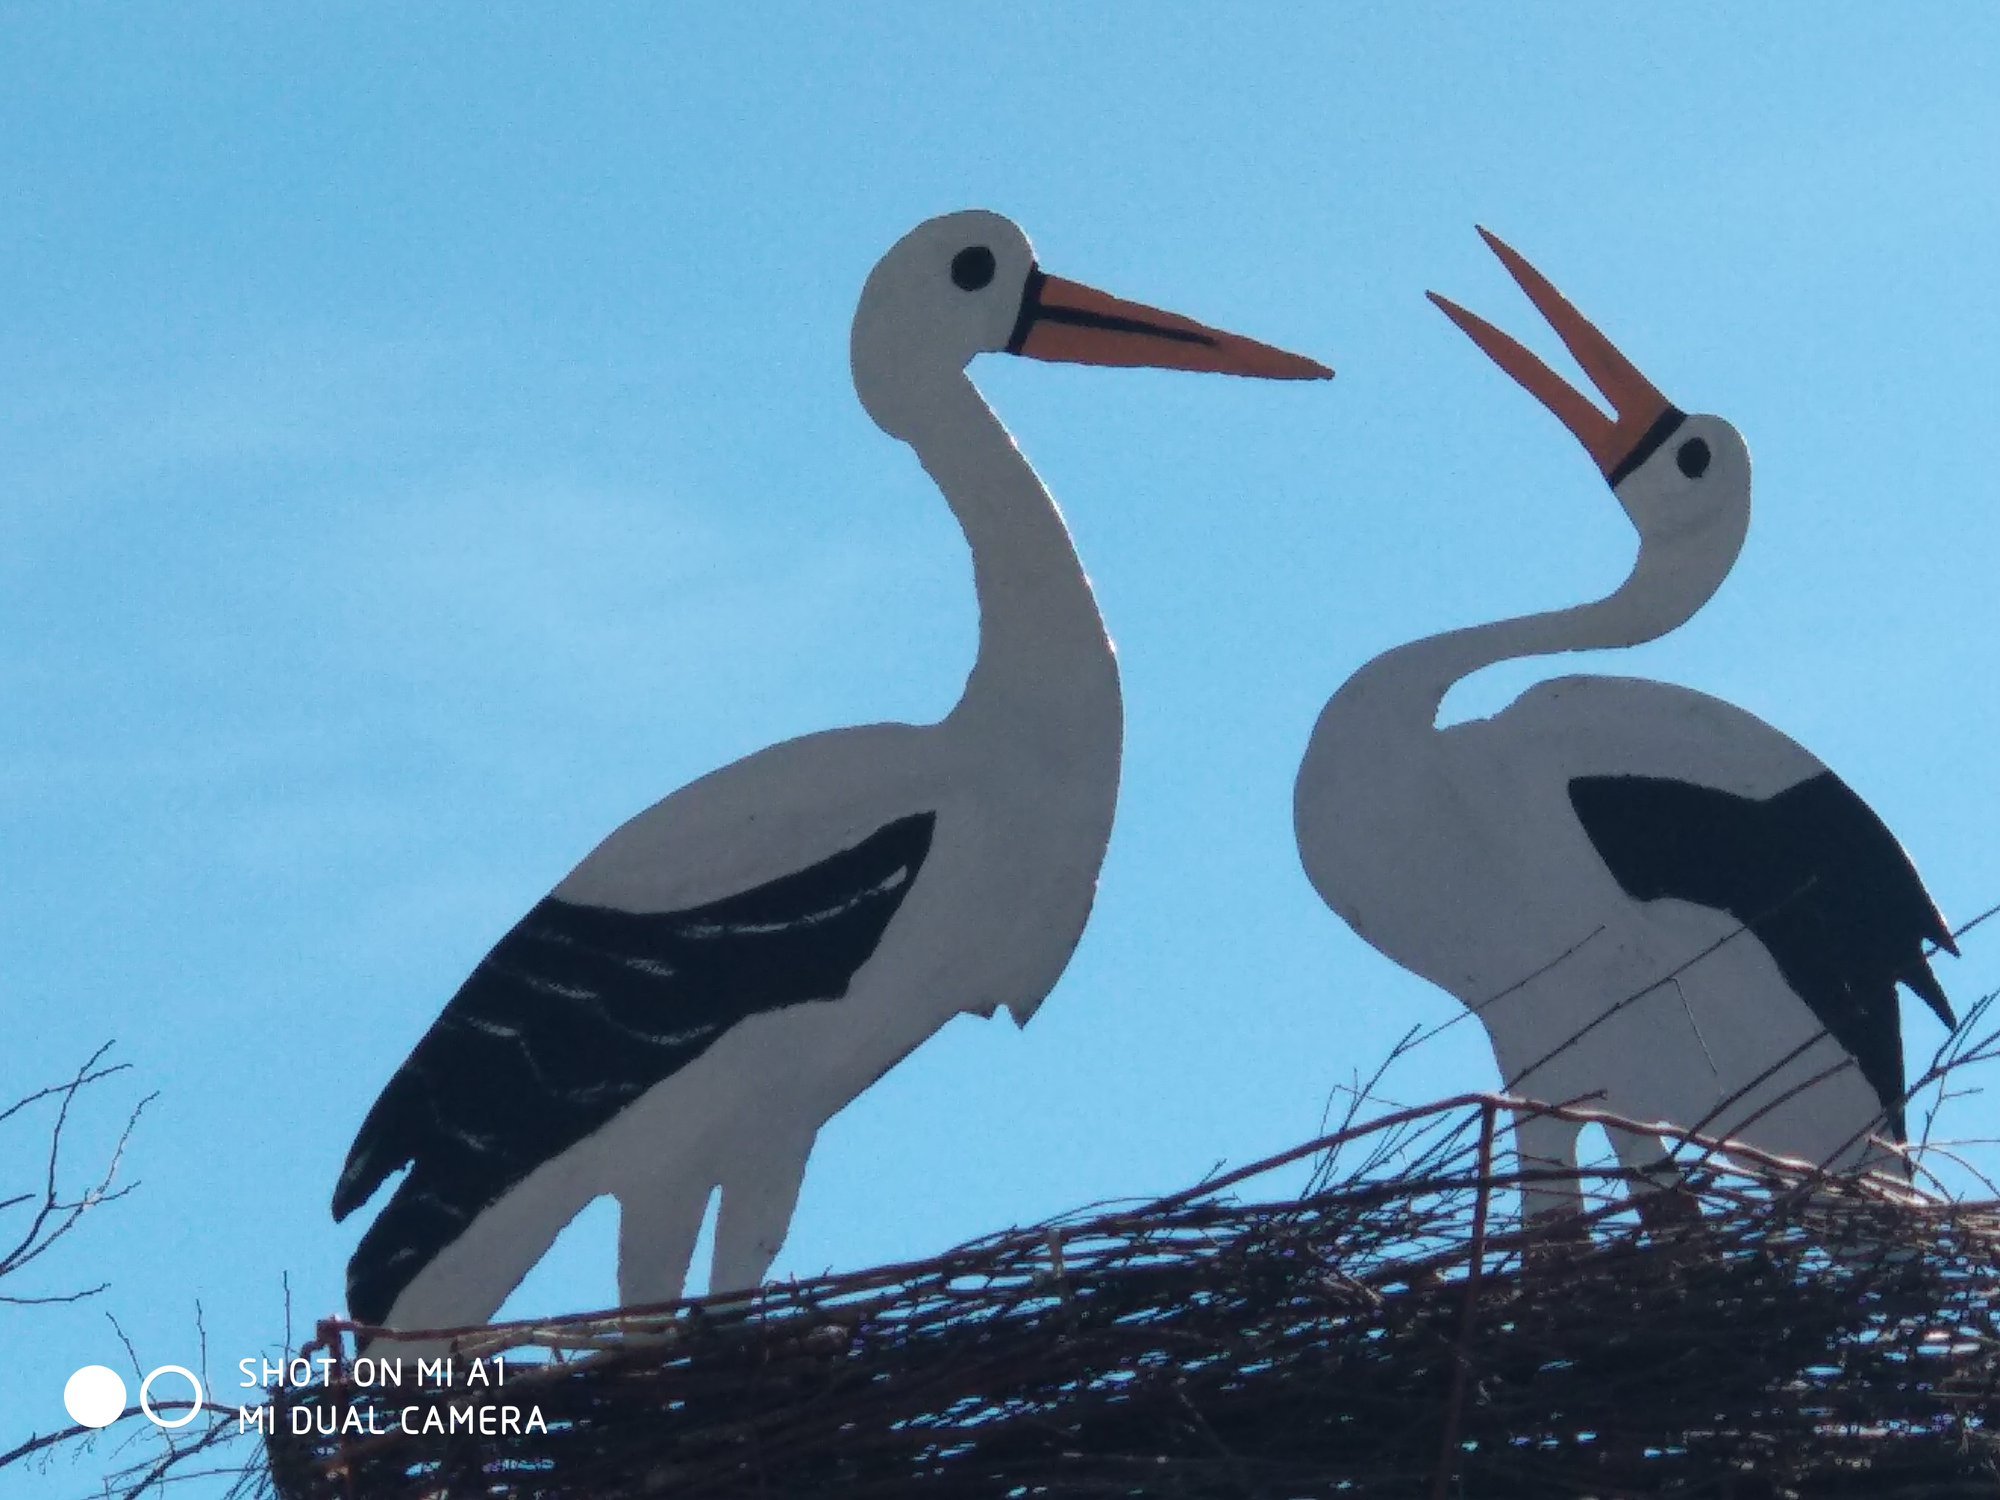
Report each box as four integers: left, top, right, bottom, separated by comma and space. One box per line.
1293, 228, 1954, 1216
333, 209, 1330, 1334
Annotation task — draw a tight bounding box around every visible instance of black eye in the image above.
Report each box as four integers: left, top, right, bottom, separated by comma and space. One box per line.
1676, 437, 1711, 478
950, 246, 996, 291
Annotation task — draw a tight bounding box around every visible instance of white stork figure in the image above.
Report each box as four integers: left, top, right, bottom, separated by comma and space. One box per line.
334, 209, 1330, 1333
1294, 228, 1953, 1216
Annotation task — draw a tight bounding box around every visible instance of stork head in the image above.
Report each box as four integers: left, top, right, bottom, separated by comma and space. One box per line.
1429, 229, 1750, 591
851, 209, 1330, 440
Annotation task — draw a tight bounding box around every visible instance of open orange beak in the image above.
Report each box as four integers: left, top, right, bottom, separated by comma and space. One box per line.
1430, 228, 1679, 486
1006, 268, 1331, 381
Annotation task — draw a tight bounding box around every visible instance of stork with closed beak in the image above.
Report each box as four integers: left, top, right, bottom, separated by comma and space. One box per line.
334, 209, 1330, 1336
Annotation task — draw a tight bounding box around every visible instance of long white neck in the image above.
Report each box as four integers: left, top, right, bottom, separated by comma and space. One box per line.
907, 376, 1121, 742
1318, 524, 1736, 752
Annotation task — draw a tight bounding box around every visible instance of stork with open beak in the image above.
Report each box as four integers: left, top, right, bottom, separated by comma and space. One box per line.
333, 209, 1329, 1338
1294, 228, 1953, 1216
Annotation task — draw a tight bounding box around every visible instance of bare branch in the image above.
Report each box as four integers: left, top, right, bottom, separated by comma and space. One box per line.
0, 1042, 152, 1306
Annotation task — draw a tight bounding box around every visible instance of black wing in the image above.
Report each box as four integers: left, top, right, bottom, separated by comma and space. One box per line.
1568, 771, 1954, 1141
333, 810, 935, 1325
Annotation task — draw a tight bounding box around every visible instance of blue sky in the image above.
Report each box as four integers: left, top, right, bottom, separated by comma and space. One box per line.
5, 6, 1998, 1491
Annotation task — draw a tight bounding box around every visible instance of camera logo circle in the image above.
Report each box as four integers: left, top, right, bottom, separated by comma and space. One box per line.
140, 1365, 204, 1429
62, 1366, 126, 1429
64, 1364, 206, 1429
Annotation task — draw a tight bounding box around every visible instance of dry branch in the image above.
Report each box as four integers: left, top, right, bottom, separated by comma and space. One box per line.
1, 1041, 153, 1305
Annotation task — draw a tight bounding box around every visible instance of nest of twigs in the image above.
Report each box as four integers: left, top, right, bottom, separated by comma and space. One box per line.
262, 1084, 2000, 1500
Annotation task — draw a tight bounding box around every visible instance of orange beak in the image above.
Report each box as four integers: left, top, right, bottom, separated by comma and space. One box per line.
1006, 268, 1331, 381
1430, 228, 1678, 486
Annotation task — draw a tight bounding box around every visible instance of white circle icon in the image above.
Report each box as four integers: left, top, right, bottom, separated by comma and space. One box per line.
63, 1365, 127, 1428
138, 1365, 203, 1429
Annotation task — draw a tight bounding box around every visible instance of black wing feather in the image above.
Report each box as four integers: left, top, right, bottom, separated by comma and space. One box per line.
1568, 771, 1953, 1142
334, 810, 935, 1324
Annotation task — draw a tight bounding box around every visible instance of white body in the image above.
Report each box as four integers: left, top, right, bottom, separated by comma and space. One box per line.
390, 394, 1121, 1329
1298, 663, 1886, 1207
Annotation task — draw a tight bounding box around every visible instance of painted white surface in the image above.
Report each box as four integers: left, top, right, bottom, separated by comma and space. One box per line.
1295, 247, 1943, 1209
367, 211, 1325, 1338
372, 213, 1125, 1334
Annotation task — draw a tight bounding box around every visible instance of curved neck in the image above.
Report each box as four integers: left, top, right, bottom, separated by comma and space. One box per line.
1340, 531, 1733, 735
905, 375, 1119, 734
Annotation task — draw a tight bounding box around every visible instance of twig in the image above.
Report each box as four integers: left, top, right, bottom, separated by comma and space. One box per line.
1432, 1100, 1495, 1500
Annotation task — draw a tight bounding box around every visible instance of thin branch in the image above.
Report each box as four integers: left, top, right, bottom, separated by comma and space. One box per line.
0, 1043, 153, 1310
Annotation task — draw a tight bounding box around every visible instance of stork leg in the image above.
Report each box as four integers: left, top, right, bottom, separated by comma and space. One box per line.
1511, 1108, 1585, 1223
1511, 1108, 1594, 1269
1608, 1126, 1704, 1235
708, 1135, 814, 1298
366, 1178, 599, 1364
615, 1180, 711, 1310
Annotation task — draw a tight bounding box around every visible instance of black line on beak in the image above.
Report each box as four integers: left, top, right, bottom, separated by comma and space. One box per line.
1005, 267, 1047, 355
1003, 265, 1220, 356
1037, 307, 1217, 346
1606, 407, 1687, 490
